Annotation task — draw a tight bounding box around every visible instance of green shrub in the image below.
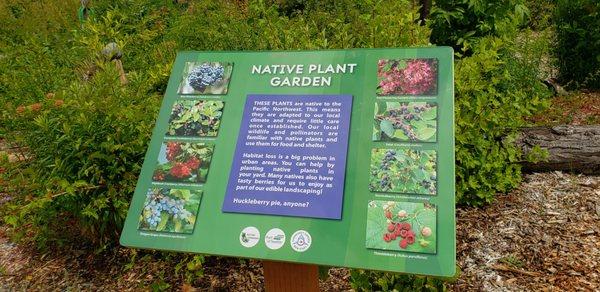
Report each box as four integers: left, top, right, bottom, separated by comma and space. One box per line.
555, 0, 600, 89
454, 36, 550, 205
0, 1, 83, 109
524, 0, 555, 30
350, 269, 451, 291
1, 0, 430, 246
429, 0, 529, 53
168, 0, 430, 51
1, 0, 177, 246
3, 68, 160, 246
427, 0, 551, 206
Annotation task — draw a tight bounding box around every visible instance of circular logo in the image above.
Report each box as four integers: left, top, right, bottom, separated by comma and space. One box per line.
290, 230, 312, 252
264, 228, 286, 250
239, 226, 260, 248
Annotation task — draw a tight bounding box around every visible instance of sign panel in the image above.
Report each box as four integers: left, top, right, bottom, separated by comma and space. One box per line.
121, 48, 455, 277
222, 94, 352, 219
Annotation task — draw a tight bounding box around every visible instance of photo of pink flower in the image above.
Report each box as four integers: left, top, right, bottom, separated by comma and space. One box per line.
377, 58, 438, 96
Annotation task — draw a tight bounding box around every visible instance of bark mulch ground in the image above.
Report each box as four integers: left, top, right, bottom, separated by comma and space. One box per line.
451, 172, 599, 291
1, 172, 598, 291
530, 90, 600, 126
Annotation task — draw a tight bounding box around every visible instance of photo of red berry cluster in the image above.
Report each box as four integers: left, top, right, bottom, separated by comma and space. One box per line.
383, 220, 417, 249
152, 141, 214, 184
366, 200, 436, 254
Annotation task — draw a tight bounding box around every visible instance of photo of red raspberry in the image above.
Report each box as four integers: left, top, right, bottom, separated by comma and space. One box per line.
366, 200, 437, 254
383, 233, 392, 242
399, 239, 408, 249
387, 223, 396, 232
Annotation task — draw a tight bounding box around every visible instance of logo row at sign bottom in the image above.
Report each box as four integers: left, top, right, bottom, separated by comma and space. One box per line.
240, 227, 311, 252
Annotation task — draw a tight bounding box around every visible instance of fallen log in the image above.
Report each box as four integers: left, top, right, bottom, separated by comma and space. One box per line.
517, 125, 600, 174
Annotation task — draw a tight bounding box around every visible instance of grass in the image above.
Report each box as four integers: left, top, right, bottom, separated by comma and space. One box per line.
499, 254, 525, 269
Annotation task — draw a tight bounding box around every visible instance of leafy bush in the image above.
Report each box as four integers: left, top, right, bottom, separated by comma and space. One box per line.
555, 0, 600, 89
168, 0, 430, 51
350, 269, 451, 291
0, 1, 83, 110
1, 0, 177, 246
425, 0, 552, 206
454, 36, 550, 205
524, 0, 555, 30
429, 0, 529, 53
3, 68, 160, 246
1, 0, 429, 246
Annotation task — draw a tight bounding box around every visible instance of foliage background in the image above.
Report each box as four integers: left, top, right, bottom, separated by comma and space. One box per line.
555, 0, 600, 89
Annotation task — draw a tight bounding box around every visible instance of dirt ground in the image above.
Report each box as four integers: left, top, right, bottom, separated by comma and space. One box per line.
1, 171, 598, 291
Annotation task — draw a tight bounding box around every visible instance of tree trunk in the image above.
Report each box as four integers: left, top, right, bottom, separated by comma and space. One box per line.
418, 0, 432, 24
517, 125, 600, 174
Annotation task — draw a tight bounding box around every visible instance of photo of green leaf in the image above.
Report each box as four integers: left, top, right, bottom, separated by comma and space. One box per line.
138, 188, 202, 234
178, 62, 233, 95
366, 200, 436, 254
369, 148, 437, 195
152, 142, 214, 184
373, 101, 437, 142
167, 100, 224, 137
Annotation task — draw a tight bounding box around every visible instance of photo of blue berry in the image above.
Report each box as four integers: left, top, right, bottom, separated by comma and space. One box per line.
178, 62, 233, 95
188, 63, 224, 90
138, 188, 203, 234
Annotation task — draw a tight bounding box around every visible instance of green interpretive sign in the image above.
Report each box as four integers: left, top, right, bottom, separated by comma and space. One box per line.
120, 47, 456, 277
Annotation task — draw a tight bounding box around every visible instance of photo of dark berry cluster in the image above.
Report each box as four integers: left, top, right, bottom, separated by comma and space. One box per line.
369, 148, 437, 195
166, 100, 224, 137
373, 101, 437, 142
374, 149, 397, 190
189, 64, 224, 90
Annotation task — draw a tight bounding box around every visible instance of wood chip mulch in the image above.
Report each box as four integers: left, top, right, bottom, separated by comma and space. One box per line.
451, 172, 600, 291
1, 172, 598, 291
